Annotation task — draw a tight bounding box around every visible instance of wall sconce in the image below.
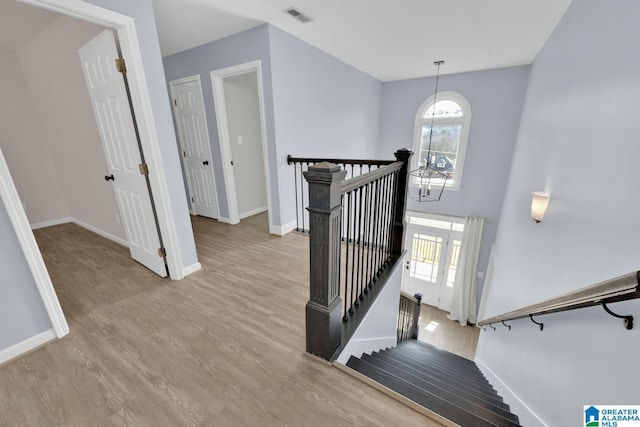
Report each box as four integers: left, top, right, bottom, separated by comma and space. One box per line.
531, 192, 550, 223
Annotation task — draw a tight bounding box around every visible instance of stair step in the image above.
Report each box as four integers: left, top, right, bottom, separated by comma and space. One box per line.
361, 354, 509, 411
347, 357, 520, 427
379, 348, 492, 389
371, 350, 499, 398
399, 340, 485, 374
362, 353, 510, 412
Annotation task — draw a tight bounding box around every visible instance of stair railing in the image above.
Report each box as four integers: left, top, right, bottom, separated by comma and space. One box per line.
478, 271, 640, 331
397, 291, 422, 342
300, 149, 412, 360
287, 155, 395, 233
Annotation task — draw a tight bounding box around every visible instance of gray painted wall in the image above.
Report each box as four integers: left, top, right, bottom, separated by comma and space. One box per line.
0, 198, 52, 350
163, 25, 384, 229
475, 1, 640, 425
163, 25, 275, 222
84, 0, 198, 268
378, 66, 530, 303
268, 25, 383, 228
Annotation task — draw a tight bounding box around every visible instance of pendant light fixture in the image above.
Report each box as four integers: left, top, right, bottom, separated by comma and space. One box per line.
409, 60, 449, 202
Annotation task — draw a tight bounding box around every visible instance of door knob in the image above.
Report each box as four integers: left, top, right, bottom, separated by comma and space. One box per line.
203, 160, 209, 165
104, 174, 115, 181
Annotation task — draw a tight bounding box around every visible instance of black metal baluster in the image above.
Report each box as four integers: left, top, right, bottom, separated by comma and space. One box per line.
343, 192, 351, 321
370, 178, 379, 287
356, 187, 364, 301
363, 182, 372, 293
361, 183, 370, 296
372, 177, 381, 283
301, 163, 306, 232
293, 162, 300, 231
349, 189, 357, 313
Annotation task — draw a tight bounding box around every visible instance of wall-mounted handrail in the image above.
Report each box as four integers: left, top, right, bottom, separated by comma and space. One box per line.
478, 271, 640, 330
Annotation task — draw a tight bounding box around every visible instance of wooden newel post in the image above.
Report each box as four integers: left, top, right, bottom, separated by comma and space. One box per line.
303, 162, 347, 360
391, 148, 413, 256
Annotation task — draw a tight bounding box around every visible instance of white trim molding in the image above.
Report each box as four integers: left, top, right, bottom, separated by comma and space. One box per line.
182, 262, 202, 277
31, 217, 73, 230
239, 206, 268, 220
31, 217, 128, 247
270, 220, 296, 236
18, 0, 184, 279
0, 329, 57, 367
210, 60, 275, 232
73, 219, 128, 247
0, 148, 68, 338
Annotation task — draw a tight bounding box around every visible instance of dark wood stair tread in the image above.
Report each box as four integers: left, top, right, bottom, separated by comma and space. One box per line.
370, 350, 499, 397
347, 357, 520, 427
361, 353, 512, 414
344, 340, 521, 427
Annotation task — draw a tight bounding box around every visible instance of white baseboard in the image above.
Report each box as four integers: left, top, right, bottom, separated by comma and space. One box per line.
31, 217, 73, 229
335, 336, 398, 365
476, 359, 548, 427
0, 329, 57, 367
217, 216, 231, 224
182, 262, 202, 277
72, 219, 128, 247
31, 217, 128, 247
239, 206, 267, 220
270, 220, 297, 236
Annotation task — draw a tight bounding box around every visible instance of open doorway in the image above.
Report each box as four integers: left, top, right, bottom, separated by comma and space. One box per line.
211, 61, 273, 232
1, 4, 166, 277
0, 0, 200, 352
402, 211, 480, 360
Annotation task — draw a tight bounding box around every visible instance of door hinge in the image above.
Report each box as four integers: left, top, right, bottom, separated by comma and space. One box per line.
173, 98, 177, 106
115, 58, 127, 73
139, 163, 149, 176
191, 196, 195, 203
158, 247, 166, 257
183, 150, 186, 157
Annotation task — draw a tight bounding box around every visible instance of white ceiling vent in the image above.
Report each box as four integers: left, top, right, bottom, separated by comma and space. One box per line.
284, 7, 313, 23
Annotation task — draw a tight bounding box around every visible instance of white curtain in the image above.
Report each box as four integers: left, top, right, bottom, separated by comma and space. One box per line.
448, 217, 485, 326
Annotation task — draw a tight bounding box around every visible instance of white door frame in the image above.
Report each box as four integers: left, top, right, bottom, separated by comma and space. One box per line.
169, 74, 219, 218
0, 148, 68, 338
1, 0, 185, 337
17, 0, 184, 278
210, 60, 274, 232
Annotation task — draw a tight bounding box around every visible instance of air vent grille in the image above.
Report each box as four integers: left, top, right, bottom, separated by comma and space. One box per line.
284, 7, 313, 23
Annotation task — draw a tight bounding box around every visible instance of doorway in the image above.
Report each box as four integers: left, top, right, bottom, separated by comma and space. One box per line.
210, 61, 273, 230
79, 29, 167, 277
403, 212, 463, 311
170, 75, 219, 219
0, 0, 192, 345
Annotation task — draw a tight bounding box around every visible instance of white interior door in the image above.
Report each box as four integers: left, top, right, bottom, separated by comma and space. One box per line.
170, 76, 218, 219
403, 225, 462, 311
79, 29, 167, 277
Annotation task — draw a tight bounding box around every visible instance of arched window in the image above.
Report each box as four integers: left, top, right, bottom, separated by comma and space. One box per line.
413, 91, 471, 190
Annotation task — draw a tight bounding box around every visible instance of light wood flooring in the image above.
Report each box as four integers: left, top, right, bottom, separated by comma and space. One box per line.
0, 213, 439, 426
416, 304, 480, 361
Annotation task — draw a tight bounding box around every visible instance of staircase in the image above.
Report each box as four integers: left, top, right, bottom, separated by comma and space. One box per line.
344, 340, 520, 427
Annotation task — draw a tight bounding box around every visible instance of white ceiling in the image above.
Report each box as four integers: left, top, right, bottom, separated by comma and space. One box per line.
2, 0, 573, 82
152, 0, 574, 81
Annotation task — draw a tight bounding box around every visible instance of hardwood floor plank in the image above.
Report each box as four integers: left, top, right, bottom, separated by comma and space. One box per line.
0, 214, 437, 426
